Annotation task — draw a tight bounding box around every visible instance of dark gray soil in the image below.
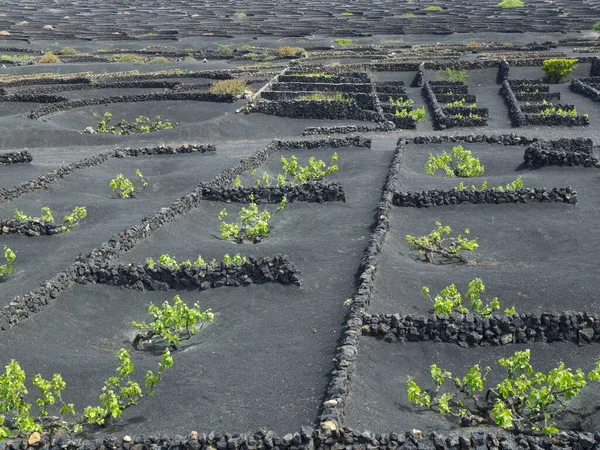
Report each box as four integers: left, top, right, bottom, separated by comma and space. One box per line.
345, 339, 600, 434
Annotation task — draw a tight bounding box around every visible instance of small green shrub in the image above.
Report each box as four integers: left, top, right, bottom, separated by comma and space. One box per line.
298, 92, 352, 102
424, 145, 484, 178
422, 278, 515, 317
498, 0, 524, 7
436, 68, 469, 83
232, 12, 247, 19
113, 53, 146, 64
280, 153, 339, 184
147, 56, 170, 64
332, 38, 353, 47
542, 58, 577, 83
423, 5, 443, 11
593, 22, 600, 31
341, 11, 353, 16
132, 295, 214, 350
294, 73, 333, 78
13, 206, 87, 232
538, 106, 578, 117
94, 112, 177, 134
209, 78, 250, 95
406, 222, 478, 264
401, 13, 416, 18
218, 195, 281, 243
446, 98, 476, 108
110, 170, 147, 199
0, 246, 15, 278
390, 97, 414, 108
82, 348, 172, 426
407, 349, 600, 436
0, 347, 172, 437
144, 253, 246, 269
395, 106, 425, 122
455, 177, 523, 191
58, 47, 77, 56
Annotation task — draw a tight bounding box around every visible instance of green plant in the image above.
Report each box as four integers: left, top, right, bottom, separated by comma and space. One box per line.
13, 207, 87, 232
280, 152, 339, 184
294, 73, 333, 78
341, 11, 353, 16
593, 22, 600, 31
390, 97, 414, 108
332, 38, 353, 47
278, 46, 304, 57
83, 348, 172, 426
38, 53, 60, 64
232, 12, 247, 19
542, 59, 577, 83
395, 106, 425, 122
406, 222, 478, 264
424, 145, 484, 178
298, 92, 352, 102
446, 98, 477, 108
423, 5, 443, 11
498, 0, 524, 7
144, 253, 246, 269
0, 347, 172, 437
0, 246, 15, 279
436, 68, 469, 83
407, 349, 600, 436
110, 170, 147, 199
113, 53, 146, 64
496, 176, 524, 191
147, 56, 170, 64
132, 295, 214, 350
401, 12, 416, 18
58, 47, 77, 56
218, 196, 278, 243
93, 112, 176, 135
209, 78, 250, 95
422, 278, 515, 317
538, 106, 578, 117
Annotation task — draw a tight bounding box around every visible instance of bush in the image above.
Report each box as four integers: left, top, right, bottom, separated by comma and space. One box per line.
113, 53, 145, 64
209, 78, 249, 95
498, 0, 524, 7
132, 295, 214, 350
406, 222, 478, 264
13, 206, 87, 232
218, 195, 284, 243
298, 92, 352, 102
423, 5, 443, 11
341, 11, 353, 16
436, 68, 469, 83
0, 246, 15, 279
58, 47, 76, 56
422, 278, 515, 317
332, 38, 353, 47
407, 349, 600, 436
38, 53, 60, 64
280, 153, 339, 184
110, 170, 147, 199
395, 106, 425, 122
542, 58, 577, 83
147, 56, 170, 64
278, 46, 304, 57
232, 12, 247, 19
593, 22, 600, 31
94, 112, 177, 135
424, 145, 484, 178
0, 347, 172, 437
